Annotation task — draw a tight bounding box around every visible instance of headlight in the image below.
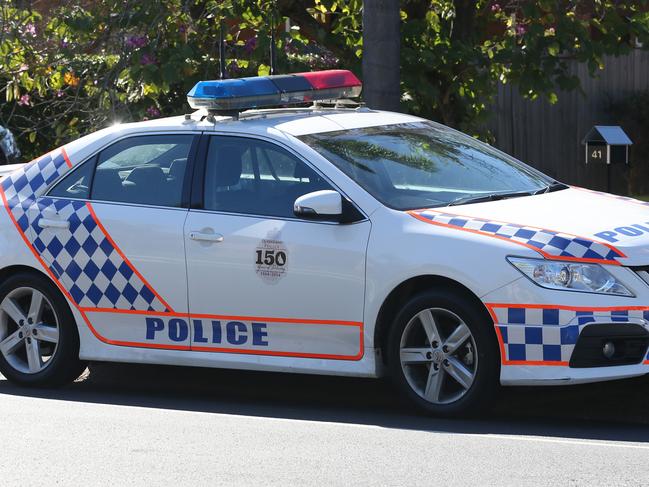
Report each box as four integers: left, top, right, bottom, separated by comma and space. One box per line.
508, 257, 633, 296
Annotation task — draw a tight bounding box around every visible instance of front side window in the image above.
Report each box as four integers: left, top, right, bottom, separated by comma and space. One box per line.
299, 121, 557, 210
203, 137, 333, 218
49, 134, 194, 207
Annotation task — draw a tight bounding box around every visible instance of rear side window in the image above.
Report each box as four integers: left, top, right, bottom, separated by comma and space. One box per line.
50, 135, 194, 207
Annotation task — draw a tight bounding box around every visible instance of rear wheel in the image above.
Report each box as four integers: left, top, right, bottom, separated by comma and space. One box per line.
387, 290, 499, 416
0, 273, 86, 386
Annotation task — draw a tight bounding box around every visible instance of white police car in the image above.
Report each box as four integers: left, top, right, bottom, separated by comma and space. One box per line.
1, 70, 648, 416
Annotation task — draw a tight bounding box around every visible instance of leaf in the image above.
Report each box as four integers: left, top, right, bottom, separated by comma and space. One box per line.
257, 63, 270, 76
548, 42, 560, 57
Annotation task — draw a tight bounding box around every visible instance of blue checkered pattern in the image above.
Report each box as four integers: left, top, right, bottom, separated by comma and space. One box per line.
492, 306, 649, 363
413, 210, 622, 263
1, 149, 168, 312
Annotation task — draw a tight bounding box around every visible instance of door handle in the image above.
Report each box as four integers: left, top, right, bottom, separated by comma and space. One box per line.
38, 218, 70, 230
189, 231, 224, 243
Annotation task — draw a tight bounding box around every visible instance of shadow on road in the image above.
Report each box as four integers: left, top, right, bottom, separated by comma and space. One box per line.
1, 362, 648, 442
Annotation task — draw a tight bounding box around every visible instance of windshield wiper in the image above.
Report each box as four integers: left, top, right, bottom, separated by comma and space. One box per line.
447, 190, 534, 207
534, 182, 569, 194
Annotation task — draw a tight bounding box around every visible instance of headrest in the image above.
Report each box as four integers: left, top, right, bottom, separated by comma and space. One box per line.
216, 145, 246, 187
126, 165, 167, 186
169, 158, 187, 178
92, 169, 123, 200
294, 162, 312, 180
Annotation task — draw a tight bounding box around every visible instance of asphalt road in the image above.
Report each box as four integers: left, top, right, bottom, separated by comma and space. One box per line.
1, 363, 649, 486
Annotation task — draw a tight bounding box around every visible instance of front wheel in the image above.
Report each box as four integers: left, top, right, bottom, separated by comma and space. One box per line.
0, 273, 86, 387
387, 290, 499, 417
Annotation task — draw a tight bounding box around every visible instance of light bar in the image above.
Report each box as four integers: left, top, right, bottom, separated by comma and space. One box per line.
187, 69, 362, 111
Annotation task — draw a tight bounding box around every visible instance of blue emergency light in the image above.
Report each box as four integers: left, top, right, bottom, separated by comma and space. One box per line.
187, 70, 362, 111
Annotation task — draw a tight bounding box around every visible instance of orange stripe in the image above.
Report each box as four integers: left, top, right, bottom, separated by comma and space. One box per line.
84, 202, 175, 312
408, 209, 626, 262
503, 360, 569, 366
79, 307, 362, 327
60, 147, 73, 168
80, 307, 180, 316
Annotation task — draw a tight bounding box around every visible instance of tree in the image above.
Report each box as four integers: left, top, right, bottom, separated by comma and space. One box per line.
362, 0, 400, 111
399, 1, 649, 133
2, 1, 649, 160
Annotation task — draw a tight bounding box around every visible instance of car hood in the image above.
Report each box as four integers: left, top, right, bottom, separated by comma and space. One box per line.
409, 187, 649, 266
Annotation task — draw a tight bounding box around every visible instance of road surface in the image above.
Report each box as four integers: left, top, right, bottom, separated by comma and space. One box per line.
1, 363, 648, 486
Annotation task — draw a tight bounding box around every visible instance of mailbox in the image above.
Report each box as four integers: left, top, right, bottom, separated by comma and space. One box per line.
582, 125, 632, 165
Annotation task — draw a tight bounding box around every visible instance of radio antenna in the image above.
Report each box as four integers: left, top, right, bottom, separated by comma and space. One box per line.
219, 21, 226, 79
269, 12, 277, 75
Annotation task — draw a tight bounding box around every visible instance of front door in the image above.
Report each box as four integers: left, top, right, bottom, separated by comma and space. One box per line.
184, 135, 370, 361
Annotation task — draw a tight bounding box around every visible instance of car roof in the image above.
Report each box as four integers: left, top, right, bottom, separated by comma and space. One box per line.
110, 107, 424, 137
63, 107, 425, 164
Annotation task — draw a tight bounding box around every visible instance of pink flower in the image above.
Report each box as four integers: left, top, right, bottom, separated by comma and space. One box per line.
226, 60, 240, 77
491, 3, 501, 12
244, 37, 257, 54
56, 90, 64, 98
515, 24, 527, 36
126, 35, 148, 49
146, 106, 161, 118
18, 94, 31, 106
23, 23, 36, 36
140, 53, 157, 65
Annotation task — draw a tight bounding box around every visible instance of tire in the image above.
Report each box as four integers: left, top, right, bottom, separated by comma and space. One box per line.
386, 289, 499, 417
0, 272, 86, 387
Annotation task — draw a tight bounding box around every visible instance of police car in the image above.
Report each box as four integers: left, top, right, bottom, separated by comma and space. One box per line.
1, 69, 648, 416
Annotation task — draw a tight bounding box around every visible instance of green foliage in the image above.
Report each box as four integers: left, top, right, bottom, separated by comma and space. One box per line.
0, 0, 343, 159
398, 0, 649, 135
2, 0, 649, 160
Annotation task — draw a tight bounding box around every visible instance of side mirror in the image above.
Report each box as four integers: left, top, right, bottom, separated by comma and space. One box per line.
294, 190, 343, 221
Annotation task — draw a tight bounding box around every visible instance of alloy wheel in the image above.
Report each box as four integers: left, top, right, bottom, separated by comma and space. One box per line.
0, 287, 60, 374
399, 307, 478, 405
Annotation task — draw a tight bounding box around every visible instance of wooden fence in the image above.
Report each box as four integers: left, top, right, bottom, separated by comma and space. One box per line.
487, 49, 649, 195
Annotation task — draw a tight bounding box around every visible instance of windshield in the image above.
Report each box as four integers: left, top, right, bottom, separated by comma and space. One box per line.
299, 121, 557, 210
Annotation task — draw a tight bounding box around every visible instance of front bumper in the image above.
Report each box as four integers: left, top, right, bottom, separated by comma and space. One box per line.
481, 267, 649, 386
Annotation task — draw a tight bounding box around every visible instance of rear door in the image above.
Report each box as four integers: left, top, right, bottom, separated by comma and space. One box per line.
183, 135, 370, 361
36, 133, 198, 350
